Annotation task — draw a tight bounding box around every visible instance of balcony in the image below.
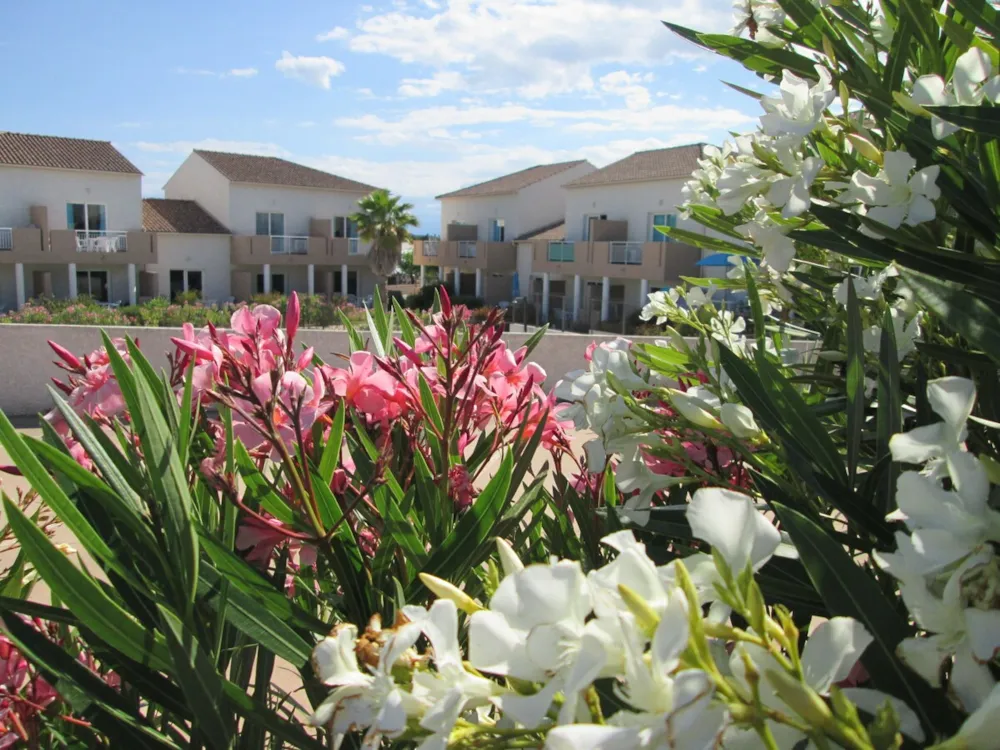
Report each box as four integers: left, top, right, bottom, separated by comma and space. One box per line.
412, 239, 514, 271
458, 241, 477, 258
547, 241, 575, 263
0, 228, 11, 251
609, 242, 643, 266
348, 238, 363, 256
422, 240, 439, 257
76, 230, 128, 253
270, 235, 310, 255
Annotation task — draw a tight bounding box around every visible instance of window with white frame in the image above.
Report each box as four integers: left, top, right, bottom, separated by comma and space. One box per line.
333, 217, 359, 238
255, 212, 285, 236
649, 213, 677, 242
67, 203, 107, 232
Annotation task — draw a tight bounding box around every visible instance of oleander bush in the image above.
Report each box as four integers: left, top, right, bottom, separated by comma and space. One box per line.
1, 0, 1000, 748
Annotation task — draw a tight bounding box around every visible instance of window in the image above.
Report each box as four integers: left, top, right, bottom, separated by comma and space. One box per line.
650, 213, 676, 242
256, 273, 286, 294
335, 271, 358, 296
582, 214, 607, 241
489, 219, 505, 242
333, 217, 359, 238
77, 270, 109, 302
547, 242, 575, 262
66, 203, 106, 232
255, 212, 284, 236
169, 270, 203, 300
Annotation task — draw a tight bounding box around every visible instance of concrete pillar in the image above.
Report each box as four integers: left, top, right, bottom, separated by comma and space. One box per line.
601, 275, 611, 321
68, 263, 78, 299
324, 271, 334, 299
262, 264, 272, 294
127, 263, 137, 306
639, 278, 650, 308
14, 263, 25, 310
307, 264, 315, 296
572, 274, 581, 321
475, 268, 483, 299
419, 265, 426, 287
341, 264, 348, 298
541, 272, 551, 320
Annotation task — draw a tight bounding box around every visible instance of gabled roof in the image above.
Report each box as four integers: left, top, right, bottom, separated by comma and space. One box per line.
516, 219, 566, 241
194, 149, 379, 193
437, 160, 590, 200
564, 144, 704, 189
0, 131, 142, 175
142, 199, 230, 234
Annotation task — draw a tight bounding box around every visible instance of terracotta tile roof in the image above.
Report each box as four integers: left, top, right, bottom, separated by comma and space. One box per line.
437, 160, 590, 199
517, 220, 566, 241
194, 149, 379, 192
564, 144, 704, 188
0, 131, 142, 175
142, 199, 230, 234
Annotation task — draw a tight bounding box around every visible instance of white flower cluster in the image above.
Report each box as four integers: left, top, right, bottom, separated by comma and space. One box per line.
310, 488, 900, 749
875, 377, 1000, 747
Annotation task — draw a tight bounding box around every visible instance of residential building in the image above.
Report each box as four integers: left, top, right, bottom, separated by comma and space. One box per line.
141, 199, 232, 303
164, 150, 381, 301
0, 132, 153, 310
518, 144, 709, 326
412, 160, 596, 303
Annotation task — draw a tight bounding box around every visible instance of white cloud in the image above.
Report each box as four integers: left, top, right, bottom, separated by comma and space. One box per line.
317, 26, 350, 41
598, 70, 651, 110
275, 51, 346, 89
229, 67, 258, 77
298, 120, 318, 128
398, 71, 465, 97
335, 100, 754, 145
176, 66, 258, 79
694, 64, 708, 73
133, 139, 290, 157
346, 0, 730, 98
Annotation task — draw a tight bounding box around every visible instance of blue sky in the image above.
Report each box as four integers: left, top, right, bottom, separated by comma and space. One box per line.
1, 0, 765, 234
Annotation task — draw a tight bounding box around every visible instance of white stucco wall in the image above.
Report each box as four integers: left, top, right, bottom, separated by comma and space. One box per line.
514, 161, 595, 237
0, 166, 142, 231
227, 184, 369, 237
162, 154, 232, 229
146, 234, 233, 302
440, 193, 518, 240
564, 178, 709, 243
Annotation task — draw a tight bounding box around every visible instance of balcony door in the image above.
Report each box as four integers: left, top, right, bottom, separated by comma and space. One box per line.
582, 214, 607, 241
489, 219, 505, 242
67, 203, 107, 233
77, 269, 109, 303
255, 212, 284, 236
649, 213, 676, 242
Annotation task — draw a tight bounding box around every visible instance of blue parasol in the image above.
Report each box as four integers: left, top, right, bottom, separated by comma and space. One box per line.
511, 271, 520, 299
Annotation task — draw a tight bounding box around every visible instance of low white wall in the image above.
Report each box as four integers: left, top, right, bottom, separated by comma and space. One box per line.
0, 324, 669, 417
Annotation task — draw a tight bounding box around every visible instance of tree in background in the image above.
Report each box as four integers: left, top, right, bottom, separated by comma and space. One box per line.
351, 189, 419, 300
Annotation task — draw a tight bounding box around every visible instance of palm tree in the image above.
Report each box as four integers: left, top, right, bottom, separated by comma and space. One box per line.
350, 189, 419, 302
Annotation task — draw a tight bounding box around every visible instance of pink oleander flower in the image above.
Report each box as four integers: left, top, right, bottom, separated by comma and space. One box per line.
323, 352, 401, 421
357, 526, 380, 558
448, 465, 476, 512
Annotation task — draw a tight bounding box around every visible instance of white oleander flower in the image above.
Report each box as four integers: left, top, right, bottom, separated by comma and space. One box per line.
889, 376, 974, 475
842, 151, 940, 237
310, 623, 422, 748
738, 221, 797, 273
833, 266, 896, 305
717, 161, 775, 215
862, 307, 921, 362
947, 681, 1000, 749
768, 141, 824, 218
710, 310, 748, 354
912, 48, 1000, 139
468, 559, 622, 727
720, 403, 761, 439
613, 443, 688, 526
760, 66, 835, 137
641, 288, 684, 324
667, 387, 723, 431
730, 0, 787, 46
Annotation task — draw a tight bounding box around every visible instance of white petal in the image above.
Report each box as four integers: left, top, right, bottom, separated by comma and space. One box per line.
545, 725, 642, 750
948, 452, 991, 515
801, 617, 874, 692
584, 438, 608, 473
839, 688, 925, 743
954, 47, 993, 103
928, 376, 977, 430
866, 204, 907, 230
372, 687, 407, 737
911, 75, 948, 106
909, 165, 941, 199
489, 560, 590, 630
965, 609, 1000, 663
501, 678, 561, 729
468, 611, 542, 681
931, 115, 961, 140
687, 488, 780, 572
423, 600, 462, 670
557, 632, 609, 724
951, 642, 997, 712
904, 194, 937, 226
651, 590, 690, 673
720, 403, 760, 438
897, 636, 949, 687
312, 626, 363, 685
952, 681, 1000, 747
889, 422, 950, 464
882, 151, 917, 185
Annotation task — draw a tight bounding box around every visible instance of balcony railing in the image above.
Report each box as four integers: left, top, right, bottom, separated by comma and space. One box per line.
0, 228, 11, 251
348, 238, 363, 255
270, 235, 310, 255
76, 230, 127, 253
458, 241, 477, 258
422, 240, 439, 257
547, 241, 574, 263
609, 241, 643, 266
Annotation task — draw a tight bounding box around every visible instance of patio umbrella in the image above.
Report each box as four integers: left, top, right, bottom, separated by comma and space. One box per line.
511, 271, 520, 299
696, 253, 737, 267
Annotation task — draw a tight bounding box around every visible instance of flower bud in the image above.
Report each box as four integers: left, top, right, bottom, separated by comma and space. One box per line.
418, 573, 483, 614
618, 584, 660, 637
667, 389, 723, 430
720, 403, 761, 439
746, 579, 768, 641
765, 669, 834, 728
846, 134, 882, 164
495, 537, 524, 577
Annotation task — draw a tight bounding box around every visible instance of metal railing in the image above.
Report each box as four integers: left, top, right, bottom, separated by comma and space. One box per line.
422, 240, 439, 257
270, 235, 310, 255
547, 241, 575, 263
609, 241, 643, 265
76, 230, 127, 253
348, 238, 363, 255
458, 241, 477, 258
0, 228, 11, 251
